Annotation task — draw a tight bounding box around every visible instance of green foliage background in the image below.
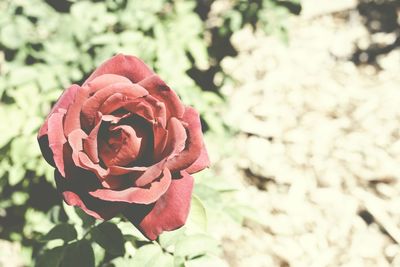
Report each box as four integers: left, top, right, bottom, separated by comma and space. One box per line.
0, 0, 300, 266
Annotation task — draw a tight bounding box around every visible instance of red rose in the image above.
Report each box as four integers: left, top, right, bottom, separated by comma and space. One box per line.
38, 54, 209, 240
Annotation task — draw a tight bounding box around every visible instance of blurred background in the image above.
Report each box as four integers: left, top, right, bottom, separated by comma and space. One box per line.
1, 0, 400, 266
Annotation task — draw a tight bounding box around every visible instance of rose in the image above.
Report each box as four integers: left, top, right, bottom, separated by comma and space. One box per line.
37, 54, 209, 240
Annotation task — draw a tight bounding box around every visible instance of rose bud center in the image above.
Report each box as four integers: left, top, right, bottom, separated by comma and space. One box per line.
99, 123, 148, 167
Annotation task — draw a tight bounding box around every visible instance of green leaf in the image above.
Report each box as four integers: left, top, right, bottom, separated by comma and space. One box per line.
174, 234, 220, 259
62, 202, 83, 227
110, 257, 136, 267
61, 240, 94, 267
11, 191, 29, 206
130, 244, 162, 266
91, 222, 125, 256
8, 165, 25, 186
118, 221, 147, 241
147, 251, 174, 267
24, 208, 54, 235
35, 246, 65, 267
48, 205, 69, 224
92, 243, 105, 267
41, 223, 77, 243
159, 227, 185, 250
186, 195, 207, 233
187, 39, 209, 70
75, 208, 95, 229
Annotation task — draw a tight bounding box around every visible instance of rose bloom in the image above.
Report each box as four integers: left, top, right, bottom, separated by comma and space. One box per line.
38, 54, 209, 240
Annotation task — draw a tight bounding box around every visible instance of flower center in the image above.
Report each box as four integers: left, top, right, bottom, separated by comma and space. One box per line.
98, 121, 148, 167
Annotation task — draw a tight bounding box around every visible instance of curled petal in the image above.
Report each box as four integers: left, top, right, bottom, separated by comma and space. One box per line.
47, 112, 67, 177
86, 74, 132, 94
124, 171, 194, 240
102, 113, 131, 124
124, 101, 154, 122
100, 93, 129, 114
81, 83, 148, 128
166, 107, 203, 172
38, 85, 79, 140
78, 152, 108, 178
134, 159, 167, 187
163, 118, 187, 160
67, 129, 88, 166
83, 120, 101, 164
67, 129, 87, 152
89, 168, 171, 204
55, 170, 125, 220
153, 124, 168, 162
83, 54, 154, 85
139, 74, 185, 119
185, 142, 210, 174
143, 95, 167, 128
108, 165, 147, 176
63, 87, 90, 136
38, 85, 79, 165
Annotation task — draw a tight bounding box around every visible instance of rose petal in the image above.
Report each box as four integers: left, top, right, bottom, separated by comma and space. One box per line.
124, 171, 194, 240
163, 118, 187, 160
166, 107, 203, 172
99, 125, 145, 167
185, 142, 210, 174
134, 158, 167, 187
124, 101, 154, 122
38, 85, 79, 139
67, 128, 88, 166
81, 83, 148, 128
47, 112, 67, 177
101, 159, 166, 190
38, 85, 79, 165
102, 113, 131, 124
138, 74, 185, 119
143, 95, 167, 128
86, 74, 132, 94
83, 120, 101, 164
108, 165, 147, 176
89, 168, 171, 204
63, 87, 90, 136
83, 54, 154, 85
78, 152, 108, 178
99, 93, 129, 114
153, 124, 168, 162
55, 170, 125, 220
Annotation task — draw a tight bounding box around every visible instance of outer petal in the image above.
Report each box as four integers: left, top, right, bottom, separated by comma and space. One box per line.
47, 112, 67, 177
166, 107, 203, 172
83, 54, 154, 85
185, 142, 210, 174
86, 74, 132, 94
63, 86, 90, 136
38, 85, 79, 165
124, 171, 194, 240
38, 85, 79, 139
55, 170, 125, 220
89, 168, 171, 204
138, 74, 185, 119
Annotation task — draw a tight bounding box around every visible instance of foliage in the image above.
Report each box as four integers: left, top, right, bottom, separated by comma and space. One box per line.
0, 0, 300, 266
